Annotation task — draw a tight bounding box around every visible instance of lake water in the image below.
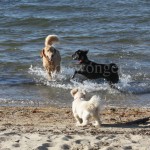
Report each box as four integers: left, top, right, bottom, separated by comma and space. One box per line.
0, 0, 150, 107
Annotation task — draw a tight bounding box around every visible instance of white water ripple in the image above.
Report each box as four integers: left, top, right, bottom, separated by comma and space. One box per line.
28, 65, 134, 94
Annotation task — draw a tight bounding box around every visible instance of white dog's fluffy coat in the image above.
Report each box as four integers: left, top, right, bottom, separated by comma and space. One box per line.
70, 88, 101, 127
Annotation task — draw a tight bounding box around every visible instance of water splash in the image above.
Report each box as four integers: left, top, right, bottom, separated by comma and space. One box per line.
28, 65, 135, 93
29, 64, 150, 95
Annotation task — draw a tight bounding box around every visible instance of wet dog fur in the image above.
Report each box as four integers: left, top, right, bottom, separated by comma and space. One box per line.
72, 50, 119, 86
40, 35, 61, 80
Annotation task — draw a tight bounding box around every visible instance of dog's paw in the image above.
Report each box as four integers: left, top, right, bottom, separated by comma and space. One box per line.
95, 124, 101, 128
47, 76, 52, 81
75, 122, 82, 127
71, 75, 75, 79
77, 121, 88, 127
92, 121, 101, 127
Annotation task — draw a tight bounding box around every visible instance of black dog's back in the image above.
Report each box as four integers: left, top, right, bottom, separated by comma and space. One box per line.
72, 50, 119, 85
78, 61, 119, 84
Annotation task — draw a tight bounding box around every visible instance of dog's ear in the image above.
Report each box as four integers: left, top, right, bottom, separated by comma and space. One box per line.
84, 50, 89, 54
40, 49, 44, 57
82, 89, 86, 95
70, 88, 78, 97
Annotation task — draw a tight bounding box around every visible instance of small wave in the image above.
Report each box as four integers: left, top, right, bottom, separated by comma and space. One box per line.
4, 17, 50, 28
28, 64, 150, 95
0, 98, 40, 107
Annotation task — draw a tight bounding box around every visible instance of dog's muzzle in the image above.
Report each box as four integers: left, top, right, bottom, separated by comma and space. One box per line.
72, 54, 78, 60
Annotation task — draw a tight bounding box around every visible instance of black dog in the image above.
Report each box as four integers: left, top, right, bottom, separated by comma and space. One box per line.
72, 50, 119, 85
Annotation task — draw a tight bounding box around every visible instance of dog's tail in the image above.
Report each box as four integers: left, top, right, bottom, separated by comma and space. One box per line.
89, 95, 101, 109
45, 35, 59, 46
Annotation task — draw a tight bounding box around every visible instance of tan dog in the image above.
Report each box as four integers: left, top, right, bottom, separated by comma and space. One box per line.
40, 35, 61, 80
70, 88, 101, 127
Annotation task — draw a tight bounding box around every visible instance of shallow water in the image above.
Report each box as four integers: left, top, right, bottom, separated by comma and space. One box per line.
0, 0, 150, 107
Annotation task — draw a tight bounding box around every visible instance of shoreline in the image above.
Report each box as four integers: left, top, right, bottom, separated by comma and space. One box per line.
0, 106, 150, 149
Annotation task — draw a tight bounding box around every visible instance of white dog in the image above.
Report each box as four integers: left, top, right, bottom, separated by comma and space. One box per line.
70, 88, 101, 127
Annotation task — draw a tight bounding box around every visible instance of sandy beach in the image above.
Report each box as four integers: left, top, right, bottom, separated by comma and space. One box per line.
0, 106, 150, 150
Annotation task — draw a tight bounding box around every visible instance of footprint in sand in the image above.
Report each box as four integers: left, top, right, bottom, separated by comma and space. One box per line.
35, 143, 52, 150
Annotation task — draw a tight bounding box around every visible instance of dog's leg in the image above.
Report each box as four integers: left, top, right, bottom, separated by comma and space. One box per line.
74, 115, 82, 126
45, 66, 52, 81
93, 112, 101, 127
71, 71, 77, 79
56, 65, 61, 73
71, 70, 87, 79
80, 113, 90, 126
47, 74, 52, 81
47, 70, 52, 81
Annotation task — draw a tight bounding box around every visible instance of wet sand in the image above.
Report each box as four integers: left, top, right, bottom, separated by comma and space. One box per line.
0, 106, 150, 150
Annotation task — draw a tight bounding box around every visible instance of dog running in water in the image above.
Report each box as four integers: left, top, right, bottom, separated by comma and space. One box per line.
40, 35, 61, 80
72, 50, 119, 86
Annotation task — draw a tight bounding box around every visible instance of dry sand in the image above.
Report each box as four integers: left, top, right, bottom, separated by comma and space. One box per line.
0, 106, 150, 150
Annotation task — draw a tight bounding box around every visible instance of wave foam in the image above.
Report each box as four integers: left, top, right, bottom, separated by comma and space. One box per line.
28, 65, 150, 94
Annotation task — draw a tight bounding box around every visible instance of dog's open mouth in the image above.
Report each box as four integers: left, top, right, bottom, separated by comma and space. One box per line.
74, 59, 83, 64
72, 54, 83, 63
79, 60, 83, 63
